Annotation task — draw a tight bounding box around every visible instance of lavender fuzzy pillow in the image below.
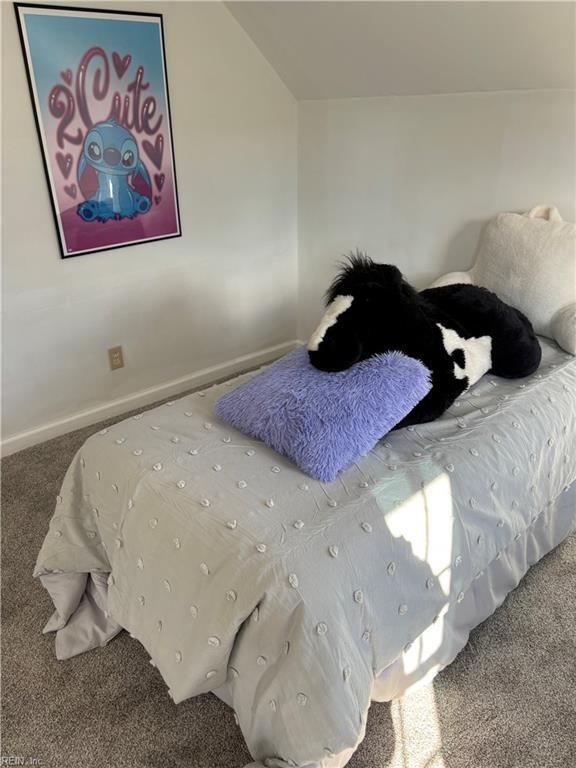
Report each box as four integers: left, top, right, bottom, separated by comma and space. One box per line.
214, 347, 431, 483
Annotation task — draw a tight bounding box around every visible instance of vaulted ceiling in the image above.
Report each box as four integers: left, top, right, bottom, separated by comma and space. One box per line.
226, 1, 576, 99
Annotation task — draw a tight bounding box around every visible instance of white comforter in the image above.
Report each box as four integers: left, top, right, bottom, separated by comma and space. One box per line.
35, 339, 576, 767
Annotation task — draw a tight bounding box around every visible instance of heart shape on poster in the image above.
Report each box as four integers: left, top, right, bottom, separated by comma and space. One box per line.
60, 69, 72, 85
64, 184, 77, 199
143, 134, 164, 170
56, 152, 73, 179
112, 52, 132, 79
154, 173, 165, 191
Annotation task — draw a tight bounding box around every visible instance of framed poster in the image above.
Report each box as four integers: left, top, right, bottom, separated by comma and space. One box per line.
15, 3, 181, 258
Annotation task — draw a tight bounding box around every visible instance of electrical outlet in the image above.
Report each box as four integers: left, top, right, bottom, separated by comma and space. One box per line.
108, 345, 124, 371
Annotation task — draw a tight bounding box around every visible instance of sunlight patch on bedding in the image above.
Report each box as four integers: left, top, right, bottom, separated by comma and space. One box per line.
402, 606, 449, 676
384, 471, 454, 596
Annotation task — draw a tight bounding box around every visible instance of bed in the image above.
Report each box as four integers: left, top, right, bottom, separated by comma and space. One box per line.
35, 338, 576, 768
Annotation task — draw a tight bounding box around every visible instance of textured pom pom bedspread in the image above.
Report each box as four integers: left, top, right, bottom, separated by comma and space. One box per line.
34, 339, 576, 768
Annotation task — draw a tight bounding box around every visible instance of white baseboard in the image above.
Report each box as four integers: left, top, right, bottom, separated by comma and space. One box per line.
1, 340, 299, 457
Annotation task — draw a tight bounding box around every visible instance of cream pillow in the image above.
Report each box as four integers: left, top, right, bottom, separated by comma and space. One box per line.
430, 206, 576, 354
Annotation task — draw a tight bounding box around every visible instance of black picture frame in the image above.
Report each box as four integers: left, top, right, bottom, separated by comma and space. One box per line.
14, 3, 182, 258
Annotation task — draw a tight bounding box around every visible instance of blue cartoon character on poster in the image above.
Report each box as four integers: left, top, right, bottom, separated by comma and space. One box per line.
77, 120, 152, 222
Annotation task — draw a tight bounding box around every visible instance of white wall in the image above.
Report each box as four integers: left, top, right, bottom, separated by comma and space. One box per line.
227, 1, 576, 99
3, 3, 575, 454
298, 90, 576, 339
1, 2, 298, 450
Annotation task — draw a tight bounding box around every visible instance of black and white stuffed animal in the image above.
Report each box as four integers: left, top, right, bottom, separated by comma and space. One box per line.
308, 253, 542, 428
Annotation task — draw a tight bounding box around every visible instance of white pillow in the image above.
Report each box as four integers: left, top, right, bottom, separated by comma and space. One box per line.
430, 206, 576, 354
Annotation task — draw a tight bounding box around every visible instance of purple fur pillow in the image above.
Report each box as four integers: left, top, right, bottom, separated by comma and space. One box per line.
214, 346, 431, 483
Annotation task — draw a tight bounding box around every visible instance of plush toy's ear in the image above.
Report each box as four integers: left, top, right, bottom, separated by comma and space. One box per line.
376, 263, 403, 284
77, 154, 98, 200
131, 159, 152, 199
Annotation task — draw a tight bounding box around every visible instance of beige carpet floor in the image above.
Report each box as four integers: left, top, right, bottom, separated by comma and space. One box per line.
2, 397, 575, 768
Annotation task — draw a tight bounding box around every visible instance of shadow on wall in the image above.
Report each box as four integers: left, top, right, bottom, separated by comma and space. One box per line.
415, 218, 485, 289
441, 219, 485, 276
